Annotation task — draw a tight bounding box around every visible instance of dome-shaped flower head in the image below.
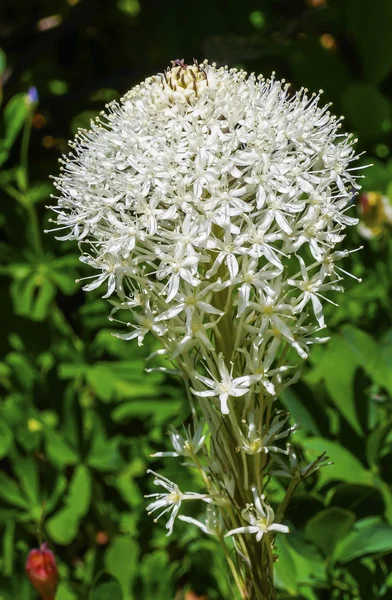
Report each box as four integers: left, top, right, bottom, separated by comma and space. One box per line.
49, 60, 361, 408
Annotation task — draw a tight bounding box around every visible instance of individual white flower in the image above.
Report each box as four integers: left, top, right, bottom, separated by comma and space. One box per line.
288, 256, 343, 327
151, 424, 206, 458
191, 354, 258, 414
238, 412, 295, 455
145, 470, 209, 535
226, 486, 289, 542
179, 505, 224, 536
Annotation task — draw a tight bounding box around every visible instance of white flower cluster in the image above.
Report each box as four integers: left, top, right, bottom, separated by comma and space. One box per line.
49, 59, 361, 419
49, 60, 361, 557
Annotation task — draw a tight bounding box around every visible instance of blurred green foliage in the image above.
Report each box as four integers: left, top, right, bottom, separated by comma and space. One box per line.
0, 0, 392, 598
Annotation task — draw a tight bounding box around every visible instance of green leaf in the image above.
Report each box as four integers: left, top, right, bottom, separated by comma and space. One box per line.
274, 535, 298, 594
71, 111, 98, 135
366, 419, 392, 469
0, 423, 13, 459
46, 507, 79, 545
90, 581, 123, 600
347, 0, 392, 83
44, 430, 79, 467
105, 537, 138, 600
274, 533, 326, 592
87, 433, 124, 472
280, 388, 321, 436
306, 336, 363, 435
328, 484, 385, 519
56, 582, 78, 600
0, 472, 30, 509
341, 84, 391, 141
0, 47, 6, 76
2, 520, 15, 577
26, 182, 52, 204
302, 438, 372, 487
305, 508, 356, 556
2, 94, 28, 152
67, 464, 92, 518
117, 0, 140, 17
10, 275, 56, 321
46, 465, 92, 544
12, 455, 40, 508
333, 521, 392, 563
342, 325, 392, 395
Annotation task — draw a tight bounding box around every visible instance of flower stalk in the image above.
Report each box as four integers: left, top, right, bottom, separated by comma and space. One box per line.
48, 59, 361, 599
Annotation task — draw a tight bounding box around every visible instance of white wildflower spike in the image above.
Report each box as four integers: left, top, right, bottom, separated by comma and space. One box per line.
49, 60, 360, 415
49, 60, 362, 591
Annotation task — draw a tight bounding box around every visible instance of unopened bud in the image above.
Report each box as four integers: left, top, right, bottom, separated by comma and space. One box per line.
25, 543, 59, 600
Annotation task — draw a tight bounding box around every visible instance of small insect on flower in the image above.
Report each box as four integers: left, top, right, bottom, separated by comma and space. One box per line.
25, 543, 59, 600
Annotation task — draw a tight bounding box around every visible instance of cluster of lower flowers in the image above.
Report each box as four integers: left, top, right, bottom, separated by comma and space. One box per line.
48, 60, 361, 597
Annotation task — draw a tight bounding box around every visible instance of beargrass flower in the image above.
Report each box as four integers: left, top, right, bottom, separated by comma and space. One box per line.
49, 59, 362, 599
145, 470, 210, 535
226, 487, 289, 542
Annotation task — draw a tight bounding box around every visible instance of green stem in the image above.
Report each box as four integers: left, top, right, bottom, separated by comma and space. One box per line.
21, 112, 33, 192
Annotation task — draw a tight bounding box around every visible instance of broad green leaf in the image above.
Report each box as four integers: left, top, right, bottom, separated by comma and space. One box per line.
5, 352, 36, 391
112, 399, 181, 424
347, 0, 392, 83
105, 537, 138, 600
333, 521, 392, 563
45, 474, 68, 513
275, 533, 325, 592
44, 430, 79, 467
0, 472, 30, 509
2, 94, 28, 152
26, 182, 52, 204
305, 508, 356, 556
46, 466, 92, 544
274, 534, 298, 594
87, 434, 124, 472
302, 438, 372, 487
67, 464, 92, 518
10, 275, 56, 321
46, 506, 80, 545
90, 581, 123, 600
342, 325, 392, 394
341, 84, 391, 141
12, 455, 40, 508
280, 388, 321, 436
328, 484, 385, 519
306, 336, 362, 435
56, 582, 78, 600
140, 551, 174, 600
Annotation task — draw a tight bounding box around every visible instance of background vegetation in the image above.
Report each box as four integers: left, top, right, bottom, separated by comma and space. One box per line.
1, 0, 392, 598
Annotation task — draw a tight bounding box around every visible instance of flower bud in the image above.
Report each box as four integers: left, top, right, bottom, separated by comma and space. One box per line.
25, 543, 59, 600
